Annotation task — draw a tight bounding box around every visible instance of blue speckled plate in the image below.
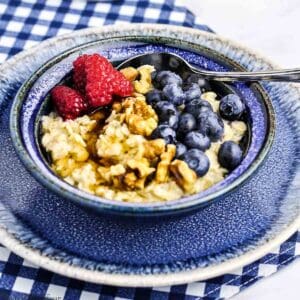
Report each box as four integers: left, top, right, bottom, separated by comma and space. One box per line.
0, 25, 299, 286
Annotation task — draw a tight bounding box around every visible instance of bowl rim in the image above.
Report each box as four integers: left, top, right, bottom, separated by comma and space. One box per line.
9, 32, 276, 217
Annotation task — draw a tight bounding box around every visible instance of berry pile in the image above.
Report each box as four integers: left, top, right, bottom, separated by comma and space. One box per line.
51, 54, 133, 120
147, 71, 246, 176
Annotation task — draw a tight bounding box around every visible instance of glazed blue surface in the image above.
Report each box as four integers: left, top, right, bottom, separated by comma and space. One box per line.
2, 40, 298, 271
11, 42, 272, 217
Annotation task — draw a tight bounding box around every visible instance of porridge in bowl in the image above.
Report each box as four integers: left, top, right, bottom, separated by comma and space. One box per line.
41, 54, 247, 202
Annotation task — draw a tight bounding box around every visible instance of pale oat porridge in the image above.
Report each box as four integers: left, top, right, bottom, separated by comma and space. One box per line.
41, 54, 247, 202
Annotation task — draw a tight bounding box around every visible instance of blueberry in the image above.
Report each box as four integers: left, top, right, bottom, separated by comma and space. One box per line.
219, 94, 245, 121
156, 71, 182, 88
160, 113, 179, 129
151, 125, 176, 144
184, 99, 212, 117
146, 89, 164, 105
177, 113, 196, 135
185, 74, 210, 89
184, 131, 211, 151
175, 142, 187, 158
182, 149, 210, 176
218, 141, 243, 170
198, 105, 213, 115
183, 83, 201, 102
151, 71, 157, 82
186, 74, 201, 85
154, 101, 177, 118
163, 83, 185, 106
199, 100, 213, 109
168, 56, 181, 70
197, 111, 224, 142
198, 78, 211, 92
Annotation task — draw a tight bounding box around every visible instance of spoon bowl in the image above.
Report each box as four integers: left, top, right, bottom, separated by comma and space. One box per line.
117, 52, 194, 80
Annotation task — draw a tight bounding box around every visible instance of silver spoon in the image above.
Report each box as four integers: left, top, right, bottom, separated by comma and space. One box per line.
117, 52, 300, 82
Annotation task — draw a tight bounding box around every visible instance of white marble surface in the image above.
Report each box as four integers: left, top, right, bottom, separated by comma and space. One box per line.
184, 1, 300, 299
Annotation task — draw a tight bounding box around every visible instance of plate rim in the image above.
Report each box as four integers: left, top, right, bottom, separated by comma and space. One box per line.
0, 217, 299, 287
1, 23, 299, 287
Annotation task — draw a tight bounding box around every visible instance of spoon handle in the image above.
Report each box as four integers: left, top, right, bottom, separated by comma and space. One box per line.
191, 66, 300, 82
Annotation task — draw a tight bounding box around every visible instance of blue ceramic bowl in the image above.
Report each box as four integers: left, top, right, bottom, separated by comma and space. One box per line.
10, 37, 275, 217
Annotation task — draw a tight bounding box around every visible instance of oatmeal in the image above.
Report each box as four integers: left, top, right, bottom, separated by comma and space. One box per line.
41, 53, 247, 202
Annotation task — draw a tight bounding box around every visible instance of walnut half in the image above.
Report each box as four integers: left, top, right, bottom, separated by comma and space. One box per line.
170, 159, 197, 193
120, 67, 139, 81
133, 65, 155, 94
143, 139, 165, 160
155, 144, 176, 183
124, 98, 158, 136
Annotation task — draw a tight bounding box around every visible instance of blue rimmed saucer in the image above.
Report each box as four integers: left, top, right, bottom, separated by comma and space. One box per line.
0, 24, 299, 286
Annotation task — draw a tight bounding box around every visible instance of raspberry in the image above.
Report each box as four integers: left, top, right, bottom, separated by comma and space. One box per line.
73, 54, 88, 95
73, 54, 112, 92
85, 54, 112, 75
51, 86, 87, 120
86, 80, 113, 107
112, 71, 133, 97
72, 54, 133, 108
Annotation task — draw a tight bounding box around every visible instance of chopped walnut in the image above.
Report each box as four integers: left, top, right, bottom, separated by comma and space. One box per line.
132, 98, 157, 120
126, 115, 157, 136
123, 172, 138, 190
143, 139, 166, 159
120, 67, 139, 81
132, 92, 146, 102
123, 172, 148, 190
155, 144, 176, 183
133, 65, 155, 94
170, 159, 197, 193
120, 157, 156, 190
127, 158, 155, 178
95, 97, 160, 191
124, 98, 158, 136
